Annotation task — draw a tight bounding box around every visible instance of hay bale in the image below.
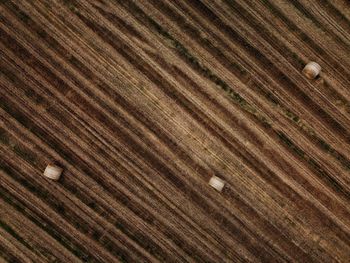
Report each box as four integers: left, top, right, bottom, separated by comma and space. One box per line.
302, 62, 321, 79
43, 164, 63, 181
209, 176, 225, 192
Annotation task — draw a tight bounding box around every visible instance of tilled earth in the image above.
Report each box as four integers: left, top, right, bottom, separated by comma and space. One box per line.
1, 0, 350, 262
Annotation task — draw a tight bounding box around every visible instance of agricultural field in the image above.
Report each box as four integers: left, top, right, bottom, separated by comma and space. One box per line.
1, 0, 350, 262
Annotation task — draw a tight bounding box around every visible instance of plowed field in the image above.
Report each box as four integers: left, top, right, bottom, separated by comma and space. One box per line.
1, 0, 350, 262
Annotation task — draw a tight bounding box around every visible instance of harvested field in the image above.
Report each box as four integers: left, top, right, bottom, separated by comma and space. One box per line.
1, 0, 350, 262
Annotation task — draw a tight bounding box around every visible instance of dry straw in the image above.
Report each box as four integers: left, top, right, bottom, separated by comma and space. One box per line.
302, 62, 321, 79
44, 164, 63, 181
209, 176, 225, 192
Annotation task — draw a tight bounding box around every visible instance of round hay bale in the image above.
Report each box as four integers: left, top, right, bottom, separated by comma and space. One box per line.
209, 176, 225, 192
43, 164, 63, 181
302, 62, 321, 79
